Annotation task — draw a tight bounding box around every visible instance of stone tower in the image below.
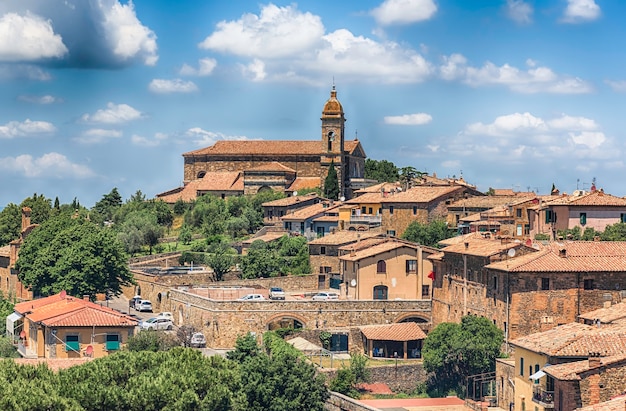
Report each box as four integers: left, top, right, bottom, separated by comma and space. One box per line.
320, 85, 346, 199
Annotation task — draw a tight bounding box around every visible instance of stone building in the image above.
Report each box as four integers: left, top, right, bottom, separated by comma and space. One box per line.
157, 86, 367, 202
0, 207, 36, 301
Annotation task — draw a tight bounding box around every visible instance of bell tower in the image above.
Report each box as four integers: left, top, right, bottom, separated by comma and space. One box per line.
321, 85, 346, 198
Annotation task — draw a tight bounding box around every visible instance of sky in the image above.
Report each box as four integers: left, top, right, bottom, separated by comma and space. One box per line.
1, 0, 626, 208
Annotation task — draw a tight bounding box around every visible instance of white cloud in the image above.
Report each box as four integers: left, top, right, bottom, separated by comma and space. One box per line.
131, 132, 167, 147
149, 79, 198, 93
0, 152, 94, 178
384, 113, 432, 125
199, 4, 324, 58
0, 64, 50, 80
562, 0, 601, 23
465, 112, 548, 137
242, 59, 267, 81
0, 12, 68, 61
546, 114, 598, 131
505, 0, 533, 24
80, 103, 144, 124
18, 94, 61, 104
184, 127, 250, 147
439, 54, 593, 94
179, 58, 217, 76
605, 80, 626, 93
371, 0, 437, 26
569, 131, 605, 149
75, 128, 122, 144
0, 119, 55, 138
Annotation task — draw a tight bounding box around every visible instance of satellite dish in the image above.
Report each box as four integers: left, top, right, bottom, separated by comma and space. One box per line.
508, 248, 516, 258
340, 196, 345, 202
350, 279, 357, 287
293, 191, 298, 197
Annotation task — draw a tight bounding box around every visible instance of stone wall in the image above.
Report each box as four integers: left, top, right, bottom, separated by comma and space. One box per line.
325, 392, 380, 411
322, 362, 427, 393
495, 358, 515, 410
578, 359, 626, 408
164, 289, 431, 348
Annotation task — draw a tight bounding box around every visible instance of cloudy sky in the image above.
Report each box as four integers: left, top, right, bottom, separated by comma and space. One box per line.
1, 0, 624, 208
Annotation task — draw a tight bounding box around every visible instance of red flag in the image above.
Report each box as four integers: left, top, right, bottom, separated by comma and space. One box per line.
427, 271, 435, 281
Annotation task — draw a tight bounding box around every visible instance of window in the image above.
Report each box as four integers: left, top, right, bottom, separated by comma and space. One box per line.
106, 334, 120, 351
534, 364, 540, 384
422, 285, 430, 297
373, 285, 388, 300
368, 207, 373, 214
493, 276, 498, 291
584, 279, 594, 290
413, 206, 417, 215
362, 206, 367, 214
541, 277, 550, 291
406, 260, 417, 273
580, 212, 587, 225
389, 206, 394, 215
520, 357, 524, 376
320, 246, 326, 255
545, 210, 556, 223
516, 208, 522, 218
621, 213, 626, 223
377, 260, 386, 273
65, 335, 79, 352
386, 230, 396, 236
285, 222, 292, 231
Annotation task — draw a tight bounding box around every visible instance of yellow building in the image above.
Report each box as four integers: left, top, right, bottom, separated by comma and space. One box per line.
13, 291, 138, 359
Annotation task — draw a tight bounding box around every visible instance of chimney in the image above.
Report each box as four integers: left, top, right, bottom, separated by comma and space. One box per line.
588, 352, 601, 368
83, 295, 90, 301
21, 207, 32, 231
464, 242, 469, 250
350, 247, 356, 257
559, 248, 567, 258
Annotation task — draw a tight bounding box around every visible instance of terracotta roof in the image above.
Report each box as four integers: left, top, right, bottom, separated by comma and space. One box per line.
0, 245, 9, 257
579, 302, 626, 323
262, 193, 320, 207
487, 241, 626, 273
470, 220, 502, 226
440, 237, 523, 258
448, 195, 530, 209
340, 239, 419, 262
356, 382, 393, 395
308, 230, 381, 245
282, 202, 340, 221
287, 177, 321, 192
509, 322, 594, 355
156, 171, 243, 202
16, 293, 137, 328
245, 161, 295, 173
346, 185, 463, 204
312, 215, 339, 222
242, 232, 286, 245
360, 322, 427, 341
544, 354, 626, 381
355, 182, 401, 194
568, 190, 626, 207
183, 139, 362, 157
438, 233, 481, 246
13, 358, 94, 371
575, 395, 626, 411
338, 237, 387, 252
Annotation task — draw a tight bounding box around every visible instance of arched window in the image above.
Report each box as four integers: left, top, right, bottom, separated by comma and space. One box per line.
373, 285, 388, 300
377, 260, 386, 273
197, 171, 206, 179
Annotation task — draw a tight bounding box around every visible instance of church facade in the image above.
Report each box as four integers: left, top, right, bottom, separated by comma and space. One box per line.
157, 87, 367, 203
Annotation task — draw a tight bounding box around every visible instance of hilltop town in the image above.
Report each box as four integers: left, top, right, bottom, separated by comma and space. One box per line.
2, 88, 626, 411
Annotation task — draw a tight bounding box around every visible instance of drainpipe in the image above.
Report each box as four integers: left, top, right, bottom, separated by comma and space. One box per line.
463, 243, 468, 316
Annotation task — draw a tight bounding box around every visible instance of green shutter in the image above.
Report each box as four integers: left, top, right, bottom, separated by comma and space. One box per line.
65, 341, 80, 352
580, 213, 587, 225
106, 341, 120, 351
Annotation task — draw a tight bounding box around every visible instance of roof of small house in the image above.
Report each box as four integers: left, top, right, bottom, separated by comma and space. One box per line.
281, 202, 341, 221
359, 322, 427, 341
345, 185, 464, 205
544, 354, 626, 381
308, 230, 381, 246
156, 171, 243, 202
339, 239, 419, 261
262, 193, 320, 207
574, 395, 626, 411
287, 177, 322, 192
439, 236, 522, 258
579, 302, 626, 324
0, 245, 9, 257
241, 232, 286, 245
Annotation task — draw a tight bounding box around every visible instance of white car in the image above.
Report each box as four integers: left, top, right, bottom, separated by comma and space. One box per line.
140, 317, 173, 331
312, 292, 339, 301
156, 312, 173, 320
238, 294, 265, 301
269, 287, 286, 300
135, 300, 153, 312
190, 332, 207, 348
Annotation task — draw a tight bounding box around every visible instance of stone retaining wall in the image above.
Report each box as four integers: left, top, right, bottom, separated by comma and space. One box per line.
321, 362, 427, 393
325, 392, 380, 411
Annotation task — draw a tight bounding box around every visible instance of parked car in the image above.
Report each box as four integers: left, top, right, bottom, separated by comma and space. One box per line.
130, 295, 142, 308
269, 287, 285, 300
190, 332, 206, 348
312, 292, 339, 301
139, 317, 173, 331
237, 294, 265, 301
135, 299, 153, 312
156, 312, 173, 320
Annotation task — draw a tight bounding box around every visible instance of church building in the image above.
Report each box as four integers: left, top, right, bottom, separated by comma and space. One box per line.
157, 87, 367, 203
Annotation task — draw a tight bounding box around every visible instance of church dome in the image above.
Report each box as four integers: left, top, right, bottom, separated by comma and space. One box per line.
322, 86, 343, 117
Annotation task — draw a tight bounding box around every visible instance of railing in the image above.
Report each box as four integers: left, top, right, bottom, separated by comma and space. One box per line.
533, 386, 554, 408
349, 215, 382, 224
17, 341, 38, 359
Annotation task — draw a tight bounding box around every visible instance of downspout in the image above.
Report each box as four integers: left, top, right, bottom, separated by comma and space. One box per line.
506, 269, 510, 354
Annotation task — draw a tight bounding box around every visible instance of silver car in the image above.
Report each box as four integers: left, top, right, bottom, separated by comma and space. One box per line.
140, 317, 173, 331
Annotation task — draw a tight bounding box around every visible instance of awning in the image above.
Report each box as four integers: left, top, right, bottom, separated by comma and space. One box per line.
6, 312, 23, 335
529, 370, 546, 380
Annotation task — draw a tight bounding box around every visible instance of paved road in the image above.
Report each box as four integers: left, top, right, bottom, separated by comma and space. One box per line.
101, 295, 156, 322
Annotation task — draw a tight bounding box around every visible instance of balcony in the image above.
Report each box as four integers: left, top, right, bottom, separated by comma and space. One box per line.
533, 386, 554, 408
349, 215, 382, 225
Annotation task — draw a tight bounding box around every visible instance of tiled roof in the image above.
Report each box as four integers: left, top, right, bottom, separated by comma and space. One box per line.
245, 161, 295, 173
156, 171, 243, 202
338, 237, 387, 252
13, 358, 94, 371
438, 233, 481, 246
262, 193, 320, 207
448, 195, 530, 209
440, 237, 522, 258
281, 202, 339, 221
568, 190, 626, 207
360, 322, 427, 341
346, 185, 464, 204
16, 293, 137, 328
183, 139, 362, 156
355, 182, 401, 194
487, 241, 626, 272
312, 215, 339, 222
287, 177, 321, 192
340, 239, 418, 261
509, 322, 594, 355
308, 230, 381, 245
242, 232, 286, 245
544, 354, 626, 381
0, 245, 9, 257
579, 302, 626, 323
575, 395, 626, 411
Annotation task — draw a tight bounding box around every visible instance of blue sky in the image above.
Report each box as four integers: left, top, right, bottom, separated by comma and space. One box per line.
1, 0, 625, 208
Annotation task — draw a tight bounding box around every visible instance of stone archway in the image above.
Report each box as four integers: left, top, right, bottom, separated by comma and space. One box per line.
266, 313, 308, 330
257, 185, 273, 194
395, 313, 430, 324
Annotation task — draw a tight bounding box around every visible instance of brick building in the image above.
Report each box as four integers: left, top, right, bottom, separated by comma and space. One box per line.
157, 86, 367, 202
0, 207, 36, 301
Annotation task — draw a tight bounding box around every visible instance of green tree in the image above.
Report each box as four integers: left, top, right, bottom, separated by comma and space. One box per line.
126, 330, 180, 352
16, 214, 134, 298
0, 203, 20, 246
91, 187, 123, 224
227, 332, 261, 363
278, 235, 311, 275
117, 210, 164, 255
178, 224, 193, 245
399, 166, 425, 190
207, 243, 235, 281
602, 222, 626, 241
324, 161, 340, 200
582, 227, 599, 240
20, 193, 52, 225
364, 159, 399, 182
422, 316, 504, 397
329, 368, 357, 398
350, 353, 371, 384
401, 220, 453, 247
240, 240, 282, 279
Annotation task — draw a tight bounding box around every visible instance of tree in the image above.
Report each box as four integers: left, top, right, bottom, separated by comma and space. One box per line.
399, 166, 425, 190
126, 330, 180, 352
324, 161, 340, 200
20, 193, 52, 225
240, 240, 282, 279
0, 203, 20, 246
178, 224, 192, 245
207, 243, 235, 281
16, 214, 134, 298
227, 332, 261, 363
116, 210, 164, 255
401, 220, 453, 247
364, 159, 399, 182
91, 188, 123, 224
602, 222, 626, 241
422, 316, 504, 397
